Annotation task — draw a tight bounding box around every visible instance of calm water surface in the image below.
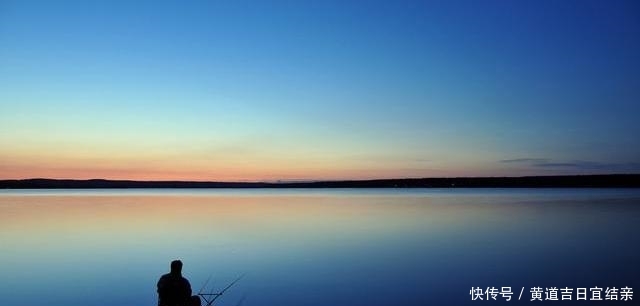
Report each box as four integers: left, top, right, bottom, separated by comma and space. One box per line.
0, 188, 638, 305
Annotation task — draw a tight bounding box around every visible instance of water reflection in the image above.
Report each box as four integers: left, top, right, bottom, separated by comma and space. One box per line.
0, 189, 638, 305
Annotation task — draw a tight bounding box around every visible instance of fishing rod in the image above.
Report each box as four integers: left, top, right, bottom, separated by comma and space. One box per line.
198, 274, 245, 306
198, 274, 213, 297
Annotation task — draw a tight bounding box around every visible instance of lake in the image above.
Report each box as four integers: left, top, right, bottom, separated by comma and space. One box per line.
0, 188, 638, 305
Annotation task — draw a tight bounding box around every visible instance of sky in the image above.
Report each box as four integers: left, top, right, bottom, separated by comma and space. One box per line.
1, 0, 639, 181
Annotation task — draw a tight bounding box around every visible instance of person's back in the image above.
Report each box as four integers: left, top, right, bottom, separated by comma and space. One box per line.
157, 260, 193, 306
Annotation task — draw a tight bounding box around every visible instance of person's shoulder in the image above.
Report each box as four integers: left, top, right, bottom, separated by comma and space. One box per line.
181, 276, 191, 284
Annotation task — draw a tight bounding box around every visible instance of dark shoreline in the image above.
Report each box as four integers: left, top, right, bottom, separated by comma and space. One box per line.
1, 174, 639, 189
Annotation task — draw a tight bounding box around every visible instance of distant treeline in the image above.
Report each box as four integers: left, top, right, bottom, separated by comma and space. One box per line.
1, 174, 639, 188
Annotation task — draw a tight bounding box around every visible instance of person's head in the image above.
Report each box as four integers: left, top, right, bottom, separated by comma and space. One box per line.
170, 260, 183, 274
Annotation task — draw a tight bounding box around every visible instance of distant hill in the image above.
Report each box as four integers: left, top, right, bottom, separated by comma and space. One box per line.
1, 174, 639, 188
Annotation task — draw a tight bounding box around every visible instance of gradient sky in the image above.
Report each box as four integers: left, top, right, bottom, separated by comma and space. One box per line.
1, 0, 639, 181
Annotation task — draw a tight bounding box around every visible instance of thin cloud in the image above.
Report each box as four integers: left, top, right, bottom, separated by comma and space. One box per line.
533, 161, 640, 171
534, 162, 582, 167
500, 158, 549, 163
500, 158, 640, 172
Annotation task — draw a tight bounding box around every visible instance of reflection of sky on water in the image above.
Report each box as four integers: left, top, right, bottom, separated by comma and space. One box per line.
0, 189, 639, 305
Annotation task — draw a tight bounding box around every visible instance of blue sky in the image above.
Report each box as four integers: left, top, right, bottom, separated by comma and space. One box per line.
1, 0, 639, 180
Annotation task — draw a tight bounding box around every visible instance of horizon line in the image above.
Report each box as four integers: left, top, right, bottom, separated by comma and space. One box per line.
2, 173, 639, 183
2, 174, 639, 189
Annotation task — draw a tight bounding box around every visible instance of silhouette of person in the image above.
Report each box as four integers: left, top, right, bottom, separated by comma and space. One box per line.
157, 260, 200, 306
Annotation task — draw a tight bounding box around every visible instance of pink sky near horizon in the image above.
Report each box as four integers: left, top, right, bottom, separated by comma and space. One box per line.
0, 144, 535, 181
